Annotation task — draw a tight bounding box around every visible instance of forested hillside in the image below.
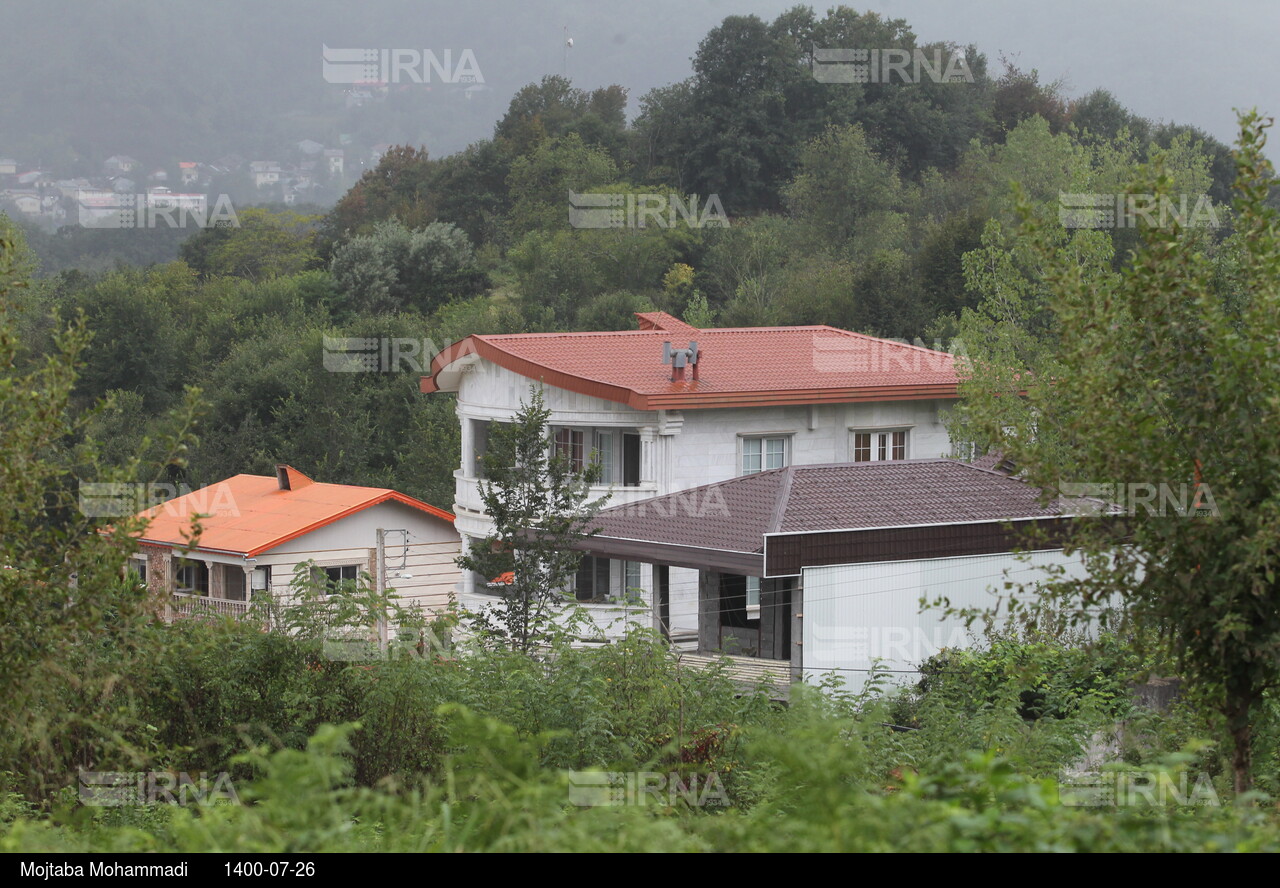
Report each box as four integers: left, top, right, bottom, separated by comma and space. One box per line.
1, 6, 1248, 510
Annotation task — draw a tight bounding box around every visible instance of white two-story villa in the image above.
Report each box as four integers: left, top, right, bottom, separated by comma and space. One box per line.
421, 311, 960, 638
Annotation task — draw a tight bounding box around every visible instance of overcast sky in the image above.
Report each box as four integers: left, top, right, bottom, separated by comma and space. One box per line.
2, 0, 1274, 161
549, 0, 1278, 148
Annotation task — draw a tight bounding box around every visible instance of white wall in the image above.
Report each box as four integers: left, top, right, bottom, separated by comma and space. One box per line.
452, 358, 955, 608
256, 500, 460, 614
801, 550, 1092, 694
455, 589, 651, 644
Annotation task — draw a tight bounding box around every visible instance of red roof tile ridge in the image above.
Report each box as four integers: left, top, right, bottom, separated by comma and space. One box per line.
635, 311, 700, 334
476, 330, 665, 341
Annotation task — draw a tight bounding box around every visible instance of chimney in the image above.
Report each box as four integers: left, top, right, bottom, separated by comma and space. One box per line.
662, 340, 700, 383
275, 465, 315, 491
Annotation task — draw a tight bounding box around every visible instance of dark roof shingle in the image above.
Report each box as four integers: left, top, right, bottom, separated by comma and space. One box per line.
588, 459, 1068, 554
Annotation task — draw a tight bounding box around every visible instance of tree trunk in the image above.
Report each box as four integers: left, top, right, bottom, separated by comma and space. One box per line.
1224, 682, 1255, 797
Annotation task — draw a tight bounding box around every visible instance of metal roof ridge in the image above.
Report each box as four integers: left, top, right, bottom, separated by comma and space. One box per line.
767, 466, 797, 535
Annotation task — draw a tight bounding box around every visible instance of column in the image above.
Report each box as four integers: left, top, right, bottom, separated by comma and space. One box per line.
698, 570, 720, 654
206, 560, 222, 599
639, 427, 658, 486
790, 582, 804, 685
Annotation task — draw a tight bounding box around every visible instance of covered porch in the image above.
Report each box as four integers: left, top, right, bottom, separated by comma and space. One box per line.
571, 518, 803, 683
136, 545, 261, 623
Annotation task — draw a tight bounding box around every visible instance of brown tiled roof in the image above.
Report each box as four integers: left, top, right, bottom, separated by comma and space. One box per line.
587, 459, 1069, 555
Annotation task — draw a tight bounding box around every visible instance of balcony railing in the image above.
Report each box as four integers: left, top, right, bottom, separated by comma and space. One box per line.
170, 592, 252, 621
454, 471, 658, 515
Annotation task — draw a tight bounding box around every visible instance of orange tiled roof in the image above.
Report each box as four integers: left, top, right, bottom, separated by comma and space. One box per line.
132, 467, 453, 557
422, 312, 958, 409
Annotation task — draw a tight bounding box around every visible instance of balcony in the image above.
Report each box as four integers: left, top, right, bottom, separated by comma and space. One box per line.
454, 471, 659, 519
168, 591, 252, 622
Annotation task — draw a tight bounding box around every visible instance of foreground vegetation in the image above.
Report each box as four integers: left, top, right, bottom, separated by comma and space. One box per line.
0, 612, 1277, 852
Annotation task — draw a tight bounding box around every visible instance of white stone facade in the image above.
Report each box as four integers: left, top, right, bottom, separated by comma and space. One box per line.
450, 359, 956, 637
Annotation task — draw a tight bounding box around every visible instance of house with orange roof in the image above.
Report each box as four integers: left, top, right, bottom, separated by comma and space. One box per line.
421, 312, 961, 640
129, 465, 459, 622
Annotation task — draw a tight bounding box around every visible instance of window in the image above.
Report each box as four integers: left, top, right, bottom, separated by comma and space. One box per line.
174, 559, 208, 595
594, 430, 614, 482
315, 564, 360, 594
127, 558, 147, 587
624, 561, 642, 600
470, 418, 490, 478
746, 576, 760, 613
554, 428, 585, 471
553, 427, 642, 485
224, 567, 246, 601
851, 429, 908, 462
742, 436, 788, 475
574, 555, 612, 602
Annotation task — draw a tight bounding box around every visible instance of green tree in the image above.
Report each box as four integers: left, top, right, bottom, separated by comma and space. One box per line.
503, 133, 619, 239
950, 112, 1280, 794
317, 146, 436, 252
784, 123, 912, 257
457, 389, 607, 652
329, 219, 485, 316
0, 221, 201, 794
179, 207, 320, 281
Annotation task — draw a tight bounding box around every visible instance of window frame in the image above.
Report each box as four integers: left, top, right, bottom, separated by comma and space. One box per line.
574, 554, 614, 603
849, 427, 912, 462
311, 562, 362, 595
550, 425, 643, 486
739, 433, 792, 476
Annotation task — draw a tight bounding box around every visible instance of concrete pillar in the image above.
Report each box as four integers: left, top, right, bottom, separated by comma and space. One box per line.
639, 427, 657, 485
698, 570, 720, 654
460, 415, 473, 476
458, 536, 475, 597
790, 582, 804, 685
206, 560, 222, 598
146, 547, 174, 621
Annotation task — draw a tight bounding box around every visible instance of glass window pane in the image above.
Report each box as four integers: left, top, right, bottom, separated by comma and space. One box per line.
853, 433, 871, 461
746, 576, 760, 608
742, 438, 762, 474
765, 438, 786, 469
555, 428, 585, 471
892, 431, 906, 460
595, 431, 614, 483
